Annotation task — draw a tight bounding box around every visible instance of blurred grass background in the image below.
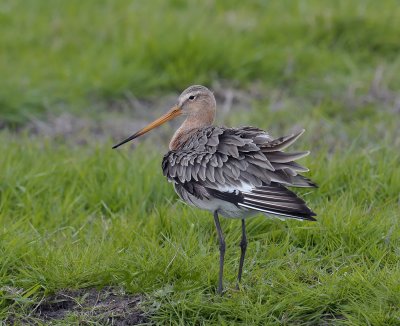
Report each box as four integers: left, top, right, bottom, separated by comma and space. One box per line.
1, 0, 400, 123
1, 0, 400, 324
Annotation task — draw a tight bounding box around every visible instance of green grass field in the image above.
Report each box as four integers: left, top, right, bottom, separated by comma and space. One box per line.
1, 0, 400, 324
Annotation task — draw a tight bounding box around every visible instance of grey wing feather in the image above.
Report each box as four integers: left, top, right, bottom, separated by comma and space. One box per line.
162, 126, 317, 218
162, 126, 316, 190
262, 129, 305, 152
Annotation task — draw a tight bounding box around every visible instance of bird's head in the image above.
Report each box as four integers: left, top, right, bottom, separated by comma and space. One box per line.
177, 85, 216, 117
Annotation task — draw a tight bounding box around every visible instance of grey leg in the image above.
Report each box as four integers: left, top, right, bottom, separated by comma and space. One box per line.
213, 211, 225, 294
237, 219, 247, 288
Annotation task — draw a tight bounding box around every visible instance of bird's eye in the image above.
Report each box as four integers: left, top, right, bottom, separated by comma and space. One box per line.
188, 95, 196, 101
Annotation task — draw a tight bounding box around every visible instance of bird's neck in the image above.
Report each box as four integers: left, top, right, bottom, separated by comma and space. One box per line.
169, 112, 214, 150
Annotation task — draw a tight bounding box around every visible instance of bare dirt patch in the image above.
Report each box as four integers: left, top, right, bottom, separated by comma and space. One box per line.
30, 287, 148, 325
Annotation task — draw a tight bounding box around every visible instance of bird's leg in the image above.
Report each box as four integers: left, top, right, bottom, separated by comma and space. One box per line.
236, 219, 247, 289
213, 210, 225, 295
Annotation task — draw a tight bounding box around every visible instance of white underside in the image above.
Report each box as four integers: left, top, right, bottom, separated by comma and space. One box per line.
182, 191, 289, 221
185, 193, 251, 218
172, 180, 301, 220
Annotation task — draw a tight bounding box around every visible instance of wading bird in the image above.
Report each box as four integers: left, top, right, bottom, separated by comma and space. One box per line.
113, 85, 316, 294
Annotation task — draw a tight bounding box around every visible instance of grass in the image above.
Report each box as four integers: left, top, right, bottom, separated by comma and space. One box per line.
1, 0, 400, 324
0, 129, 399, 324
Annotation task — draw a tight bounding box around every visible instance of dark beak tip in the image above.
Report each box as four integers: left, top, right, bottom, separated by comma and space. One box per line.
112, 142, 126, 149
111, 134, 139, 149
111, 143, 120, 149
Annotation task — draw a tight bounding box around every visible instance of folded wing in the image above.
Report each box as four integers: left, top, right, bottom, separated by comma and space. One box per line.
162, 126, 317, 220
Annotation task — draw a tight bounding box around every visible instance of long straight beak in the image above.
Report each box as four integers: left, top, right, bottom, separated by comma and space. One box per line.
112, 105, 182, 149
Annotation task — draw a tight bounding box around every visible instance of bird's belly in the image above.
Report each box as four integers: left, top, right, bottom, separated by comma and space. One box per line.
174, 184, 254, 219
189, 196, 251, 219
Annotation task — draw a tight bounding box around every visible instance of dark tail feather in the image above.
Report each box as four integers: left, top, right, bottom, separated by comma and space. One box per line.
207, 184, 316, 221
239, 184, 316, 221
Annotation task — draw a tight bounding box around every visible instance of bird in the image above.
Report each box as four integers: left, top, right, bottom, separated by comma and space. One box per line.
113, 85, 317, 294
